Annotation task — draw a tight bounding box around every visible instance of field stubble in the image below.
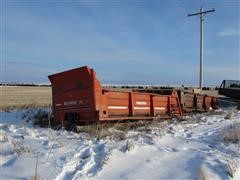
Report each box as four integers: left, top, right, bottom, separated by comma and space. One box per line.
0, 86, 52, 111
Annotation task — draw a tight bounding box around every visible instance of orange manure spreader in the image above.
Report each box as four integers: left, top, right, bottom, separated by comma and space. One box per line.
48, 66, 218, 125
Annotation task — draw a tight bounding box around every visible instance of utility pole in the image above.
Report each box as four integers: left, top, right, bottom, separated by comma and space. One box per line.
188, 6, 215, 90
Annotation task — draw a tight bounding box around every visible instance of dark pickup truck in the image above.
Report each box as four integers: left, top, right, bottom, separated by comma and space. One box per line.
219, 80, 240, 100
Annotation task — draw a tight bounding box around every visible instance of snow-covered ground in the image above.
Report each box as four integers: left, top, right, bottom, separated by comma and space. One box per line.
1, 108, 240, 179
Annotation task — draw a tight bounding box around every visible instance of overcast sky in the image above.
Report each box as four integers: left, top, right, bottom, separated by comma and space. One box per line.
1, 0, 240, 86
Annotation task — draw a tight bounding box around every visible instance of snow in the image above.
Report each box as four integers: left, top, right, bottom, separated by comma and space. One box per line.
1, 108, 240, 179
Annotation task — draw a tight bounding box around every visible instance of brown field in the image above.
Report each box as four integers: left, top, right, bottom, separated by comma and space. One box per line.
0, 86, 52, 111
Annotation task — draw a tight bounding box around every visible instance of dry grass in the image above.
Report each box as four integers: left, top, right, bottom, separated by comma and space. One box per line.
0, 86, 52, 111
75, 119, 167, 140
223, 122, 240, 143
227, 160, 238, 178
125, 140, 134, 151
1, 133, 31, 156
224, 111, 234, 120
11, 140, 31, 156
76, 122, 127, 140
32, 109, 50, 126
199, 166, 208, 180
29, 175, 43, 180
0, 132, 9, 142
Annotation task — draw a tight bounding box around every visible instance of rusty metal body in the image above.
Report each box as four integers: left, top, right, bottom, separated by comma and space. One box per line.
48, 66, 217, 125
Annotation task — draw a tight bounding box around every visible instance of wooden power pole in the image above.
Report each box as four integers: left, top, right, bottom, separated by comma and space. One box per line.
188, 6, 215, 89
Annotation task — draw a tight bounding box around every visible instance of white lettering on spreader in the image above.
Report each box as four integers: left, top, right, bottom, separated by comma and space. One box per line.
64, 101, 77, 106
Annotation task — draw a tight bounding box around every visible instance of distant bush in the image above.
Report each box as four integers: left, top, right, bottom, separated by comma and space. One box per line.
202, 87, 210, 90
0, 83, 50, 87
